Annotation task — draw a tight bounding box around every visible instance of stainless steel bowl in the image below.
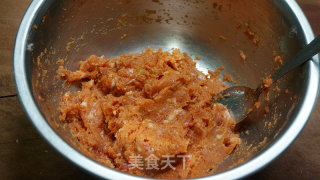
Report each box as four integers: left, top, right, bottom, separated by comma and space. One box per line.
14, 0, 319, 179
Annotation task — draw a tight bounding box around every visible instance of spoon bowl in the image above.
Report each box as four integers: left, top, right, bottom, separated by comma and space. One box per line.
216, 35, 320, 123
216, 86, 259, 123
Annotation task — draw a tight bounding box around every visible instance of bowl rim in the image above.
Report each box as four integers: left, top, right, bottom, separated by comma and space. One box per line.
13, 0, 319, 179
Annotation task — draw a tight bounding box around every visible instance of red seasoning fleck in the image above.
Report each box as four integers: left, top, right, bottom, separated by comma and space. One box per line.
263, 75, 272, 88
274, 56, 283, 64
239, 50, 246, 62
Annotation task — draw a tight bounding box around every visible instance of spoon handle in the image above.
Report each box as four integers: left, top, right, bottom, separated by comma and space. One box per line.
272, 35, 320, 82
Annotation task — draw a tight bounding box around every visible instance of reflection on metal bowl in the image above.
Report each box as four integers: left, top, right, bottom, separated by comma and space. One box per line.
14, 0, 319, 179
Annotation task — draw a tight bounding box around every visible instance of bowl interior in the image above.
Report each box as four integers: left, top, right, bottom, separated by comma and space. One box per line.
28, 0, 308, 177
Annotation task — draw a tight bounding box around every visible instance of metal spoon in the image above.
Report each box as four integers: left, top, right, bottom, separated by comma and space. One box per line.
215, 35, 320, 123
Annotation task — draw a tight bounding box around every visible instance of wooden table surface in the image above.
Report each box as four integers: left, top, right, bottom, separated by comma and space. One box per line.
0, 0, 319, 179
